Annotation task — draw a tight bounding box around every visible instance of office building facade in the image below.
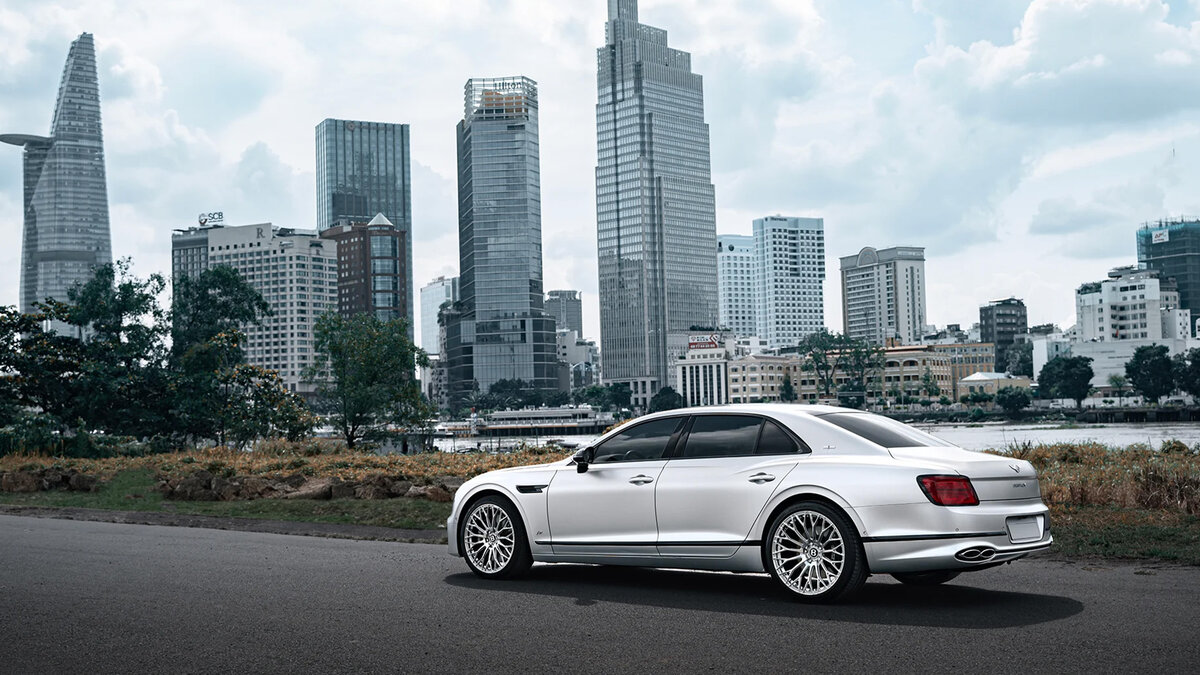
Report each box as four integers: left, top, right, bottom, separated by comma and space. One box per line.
545, 290, 584, 336
200, 223, 338, 393
840, 246, 926, 345
2, 33, 111, 326
420, 276, 459, 355
754, 216, 825, 348
718, 234, 756, 337
596, 0, 719, 409
319, 213, 407, 322
444, 76, 557, 403
315, 119, 413, 336
979, 297, 1027, 370
1138, 219, 1200, 325
1075, 267, 1190, 342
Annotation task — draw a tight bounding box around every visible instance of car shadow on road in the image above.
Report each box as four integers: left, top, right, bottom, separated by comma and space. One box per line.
444, 564, 1083, 628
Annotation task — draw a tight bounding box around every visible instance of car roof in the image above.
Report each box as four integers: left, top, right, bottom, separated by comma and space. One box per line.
636, 403, 857, 420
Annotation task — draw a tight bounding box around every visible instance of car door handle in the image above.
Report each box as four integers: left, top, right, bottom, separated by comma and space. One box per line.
628, 475, 654, 485
748, 473, 776, 484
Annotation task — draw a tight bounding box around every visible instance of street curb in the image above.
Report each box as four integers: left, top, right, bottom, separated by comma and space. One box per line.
0, 504, 448, 544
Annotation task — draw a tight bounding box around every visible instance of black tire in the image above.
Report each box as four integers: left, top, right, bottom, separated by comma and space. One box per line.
891, 570, 960, 586
763, 501, 867, 603
460, 496, 533, 580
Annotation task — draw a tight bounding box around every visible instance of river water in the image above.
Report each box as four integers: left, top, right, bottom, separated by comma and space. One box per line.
433, 422, 1200, 453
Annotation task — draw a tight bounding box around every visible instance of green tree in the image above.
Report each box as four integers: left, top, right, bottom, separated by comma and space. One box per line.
994, 387, 1031, 418
938, 395, 952, 406
1125, 344, 1174, 404
1107, 373, 1128, 406
920, 366, 942, 397
1174, 348, 1200, 399
170, 266, 270, 364
4, 261, 174, 438
779, 374, 798, 402
606, 382, 633, 410
796, 330, 841, 397
1006, 342, 1034, 377
305, 313, 431, 450
838, 335, 885, 398
649, 386, 685, 412
1038, 355, 1094, 408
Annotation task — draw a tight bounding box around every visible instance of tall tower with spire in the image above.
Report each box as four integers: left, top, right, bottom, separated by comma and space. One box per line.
2, 33, 112, 321
595, 0, 719, 409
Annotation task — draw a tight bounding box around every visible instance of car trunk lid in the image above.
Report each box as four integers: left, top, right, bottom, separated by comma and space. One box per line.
889, 446, 1041, 501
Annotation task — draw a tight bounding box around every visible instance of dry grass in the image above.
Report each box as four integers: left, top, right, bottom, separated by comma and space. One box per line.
989, 441, 1200, 515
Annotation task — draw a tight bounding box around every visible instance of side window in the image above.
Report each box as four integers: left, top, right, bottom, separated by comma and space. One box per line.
756, 419, 806, 455
678, 415, 762, 459
593, 417, 683, 463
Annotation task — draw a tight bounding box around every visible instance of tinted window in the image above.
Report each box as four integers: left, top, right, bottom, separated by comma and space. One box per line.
593, 417, 683, 463
757, 420, 803, 455
817, 413, 951, 448
679, 415, 762, 459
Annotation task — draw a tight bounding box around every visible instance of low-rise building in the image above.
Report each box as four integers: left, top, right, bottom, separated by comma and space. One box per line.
929, 342, 996, 399
959, 372, 1032, 396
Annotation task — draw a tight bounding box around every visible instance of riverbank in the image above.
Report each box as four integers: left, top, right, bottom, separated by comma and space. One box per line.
2, 441, 1197, 564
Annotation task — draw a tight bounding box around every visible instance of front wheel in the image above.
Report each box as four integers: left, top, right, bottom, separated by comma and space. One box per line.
764, 501, 867, 603
891, 570, 960, 586
461, 496, 532, 579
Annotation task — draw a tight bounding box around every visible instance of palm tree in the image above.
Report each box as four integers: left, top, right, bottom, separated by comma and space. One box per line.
1107, 373, 1128, 406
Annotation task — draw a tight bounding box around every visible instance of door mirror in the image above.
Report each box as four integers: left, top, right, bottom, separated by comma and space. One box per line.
573, 447, 594, 473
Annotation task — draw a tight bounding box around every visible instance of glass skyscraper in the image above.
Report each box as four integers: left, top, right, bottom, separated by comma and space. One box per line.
595, 0, 719, 409
2, 33, 111, 324
444, 76, 557, 402
315, 119, 413, 336
1138, 219, 1200, 326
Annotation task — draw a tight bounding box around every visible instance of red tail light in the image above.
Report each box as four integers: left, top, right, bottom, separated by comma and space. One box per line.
918, 475, 979, 506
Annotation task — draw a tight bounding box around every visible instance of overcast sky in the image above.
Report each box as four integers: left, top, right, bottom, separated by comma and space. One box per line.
4, 0, 1200, 349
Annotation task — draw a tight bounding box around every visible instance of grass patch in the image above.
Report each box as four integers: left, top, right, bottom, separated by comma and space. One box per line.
0, 469, 451, 530
1048, 504, 1200, 564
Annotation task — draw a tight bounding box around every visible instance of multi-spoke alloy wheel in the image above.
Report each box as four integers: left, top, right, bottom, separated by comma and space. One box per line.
461, 496, 532, 579
765, 501, 866, 603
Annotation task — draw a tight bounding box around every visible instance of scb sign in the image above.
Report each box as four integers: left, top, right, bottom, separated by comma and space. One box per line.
198, 211, 225, 226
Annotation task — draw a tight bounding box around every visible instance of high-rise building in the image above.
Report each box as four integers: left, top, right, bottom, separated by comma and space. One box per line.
319, 213, 407, 322
545, 290, 583, 336
718, 217, 826, 347
840, 246, 926, 345
315, 119, 413, 337
2, 33, 111, 329
171, 214, 224, 283
420, 275, 459, 355
979, 297, 1028, 369
443, 76, 557, 404
200, 222, 338, 393
754, 216, 825, 348
1138, 219, 1200, 323
718, 234, 756, 337
1075, 267, 1190, 342
596, 0, 719, 409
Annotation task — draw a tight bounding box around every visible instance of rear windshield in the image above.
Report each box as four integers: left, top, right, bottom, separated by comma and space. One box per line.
816, 413, 952, 448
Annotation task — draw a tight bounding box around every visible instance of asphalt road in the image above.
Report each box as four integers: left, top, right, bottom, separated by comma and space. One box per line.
2, 515, 1197, 674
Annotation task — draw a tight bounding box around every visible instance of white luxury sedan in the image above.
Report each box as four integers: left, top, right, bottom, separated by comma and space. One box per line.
446, 404, 1051, 603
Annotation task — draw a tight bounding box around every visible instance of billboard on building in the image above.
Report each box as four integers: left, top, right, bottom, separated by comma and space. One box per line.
1152, 229, 1170, 244
688, 334, 720, 350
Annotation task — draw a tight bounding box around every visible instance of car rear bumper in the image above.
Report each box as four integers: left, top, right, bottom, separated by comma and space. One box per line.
857, 499, 1052, 573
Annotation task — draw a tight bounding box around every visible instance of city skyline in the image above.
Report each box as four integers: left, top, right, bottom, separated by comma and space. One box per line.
6, 2, 1200, 344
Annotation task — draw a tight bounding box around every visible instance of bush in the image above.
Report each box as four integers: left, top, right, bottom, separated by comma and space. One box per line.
968, 407, 986, 421
1160, 439, 1194, 455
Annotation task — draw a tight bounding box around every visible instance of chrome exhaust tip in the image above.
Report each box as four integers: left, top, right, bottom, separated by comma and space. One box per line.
955, 546, 997, 563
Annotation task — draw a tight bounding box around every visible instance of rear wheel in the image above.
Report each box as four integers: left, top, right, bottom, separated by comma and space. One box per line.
891, 570, 960, 586
461, 496, 532, 579
764, 501, 867, 603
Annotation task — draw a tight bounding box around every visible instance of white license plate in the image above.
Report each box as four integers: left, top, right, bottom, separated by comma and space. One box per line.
1007, 515, 1043, 543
